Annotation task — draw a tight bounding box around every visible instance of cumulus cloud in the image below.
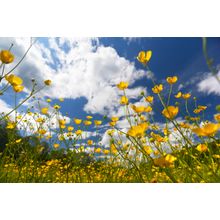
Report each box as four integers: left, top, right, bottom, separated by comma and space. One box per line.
197, 71, 220, 95
0, 37, 150, 117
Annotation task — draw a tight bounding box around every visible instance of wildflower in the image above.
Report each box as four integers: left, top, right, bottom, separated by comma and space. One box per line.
13, 85, 24, 93
5, 74, 23, 86
44, 79, 52, 86
109, 121, 116, 127
58, 98, 64, 102
175, 92, 182, 98
111, 117, 119, 122
213, 154, 220, 159
95, 148, 101, 153
15, 138, 22, 143
151, 132, 167, 143
58, 119, 66, 129
110, 144, 118, 155
145, 96, 154, 103
86, 115, 93, 119
46, 98, 51, 103
117, 81, 129, 90
145, 106, 152, 113
196, 144, 208, 152
214, 114, 220, 122
94, 120, 102, 126
194, 109, 202, 114
107, 130, 115, 136
152, 84, 163, 94
162, 106, 179, 119
38, 129, 47, 135
53, 104, 60, 110
192, 123, 220, 137
166, 76, 178, 84
154, 154, 177, 167
53, 143, 60, 149
87, 140, 93, 146
67, 126, 74, 132
131, 105, 146, 114
137, 50, 152, 65
6, 122, 16, 129
198, 105, 207, 111
143, 146, 152, 155
0, 50, 14, 64
103, 149, 110, 155
120, 96, 128, 105
74, 118, 82, 124
127, 123, 148, 138
36, 117, 44, 123
41, 107, 48, 115
179, 122, 191, 129
75, 130, 82, 136
84, 120, 92, 126
182, 93, 191, 99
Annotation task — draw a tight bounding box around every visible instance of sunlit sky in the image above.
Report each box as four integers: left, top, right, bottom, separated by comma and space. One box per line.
0, 37, 220, 147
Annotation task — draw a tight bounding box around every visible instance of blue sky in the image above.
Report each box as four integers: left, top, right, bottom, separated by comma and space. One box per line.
0, 37, 220, 148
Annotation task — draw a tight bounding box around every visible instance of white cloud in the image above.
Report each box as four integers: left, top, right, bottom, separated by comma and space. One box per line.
197, 71, 220, 95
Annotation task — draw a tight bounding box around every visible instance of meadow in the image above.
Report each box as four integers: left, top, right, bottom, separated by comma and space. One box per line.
0, 38, 220, 183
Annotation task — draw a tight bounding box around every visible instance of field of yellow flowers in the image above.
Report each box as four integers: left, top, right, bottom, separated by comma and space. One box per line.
0, 41, 220, 183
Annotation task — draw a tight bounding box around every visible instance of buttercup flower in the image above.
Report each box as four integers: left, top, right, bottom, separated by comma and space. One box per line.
166, 76, 178, 84
162, 106, 179, 119
117, 81, 129, 90
120, 96, 129, 105
13, 85, 24, 93
94, 120, 102, 126
44, 79, 52, 86
196, 144, 208, 152
84, 120, 92, 126
137, 50, 152, 65
192, 123, 220, 137
41, 107, 49, 115
53, 104, 61, 110
152, 84, 163, 94
175, 92, 182, 98
53, 143, 60, 149
182, 93, 191, 99
127, 123, 148, 138
67, 126, 74, 132
87, 140, 93, 145
75, 130, 82, 136
74, 118, 82, 124
145, 96, 154, 103
0, 50, 14, 64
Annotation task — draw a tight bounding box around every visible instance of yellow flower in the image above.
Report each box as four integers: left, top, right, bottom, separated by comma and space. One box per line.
86, 115, 93, 119
46, 98, 51, 103
120, 96, 128, 105
192, 123, 220, 137
38, 129, 47, 135
15, 138, 22, 143
152, 84, 163, 94
143, 146, 152, 155
67, 126, 74, 131
94, 120, 102, 126
117, 81, 129, 90
84, 120, 92, 126
6, 122, 16, 129
44, 79, 52, 86
87, 140, 93, 145
13, 85, 24, 93
110, 144, 118, 155
0, 50, 14, 64
74, 118, 82, 124
75, 130, 82, 136
145, 106, 152, 113
154, 154, 177, 167
166, 76, 178, 84
127, 123, 148, 138
162, 106, 179, 120
193, 109, 202, 114
59, 98, 64, 102
214, 114, 220, 122
103, 149, 110, 155
175, 92, 182, 98
198, 105, 207, 111
182, 93, 191, 99
58, 119, 66, 129
107, 130, 115, 136
5, 74, 23, 86
145, 96, 154, 103
95, 148, 101, 153
131, 105, 146, 113
41, 107, 48, 115
53, 104, 60, 110
196, 144, 208, 152
111, 117, 119, 122
109, 121, 116, 127
137, 50, 152, 65
53, 143, 60, 149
